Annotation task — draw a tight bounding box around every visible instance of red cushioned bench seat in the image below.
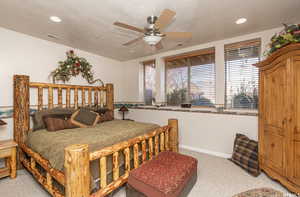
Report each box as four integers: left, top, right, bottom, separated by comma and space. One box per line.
126, 151, 198, 197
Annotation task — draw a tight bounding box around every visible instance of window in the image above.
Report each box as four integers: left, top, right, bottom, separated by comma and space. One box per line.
143, 60, 156, 105
225, 39, 261, 109
165, 48, 216, 106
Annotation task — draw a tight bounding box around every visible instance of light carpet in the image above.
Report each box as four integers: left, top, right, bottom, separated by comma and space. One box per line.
0, 149, 295, 197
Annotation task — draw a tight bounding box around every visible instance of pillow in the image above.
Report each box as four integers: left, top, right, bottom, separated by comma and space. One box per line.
43, 114, 78, 132
229, 133, 260, 177
80, 106, 109, 115
95, 108, 109, 115
32, 107, 75, 131
98, 110, 114, 123
70, 108, 100, 128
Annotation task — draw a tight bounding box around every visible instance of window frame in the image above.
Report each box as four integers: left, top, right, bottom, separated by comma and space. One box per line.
224, 38, 261, 110
143, 59, 156, 106
164, 48, 216, 108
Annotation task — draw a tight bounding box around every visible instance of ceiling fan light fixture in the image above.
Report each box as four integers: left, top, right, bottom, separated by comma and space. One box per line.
143, 35, 162, 45
50, 16, 62, 23
236, 18, 247, 24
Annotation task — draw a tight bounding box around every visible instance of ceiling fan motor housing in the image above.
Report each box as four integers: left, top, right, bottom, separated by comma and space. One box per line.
145, 16, 162, 36
147, 16, 158, 25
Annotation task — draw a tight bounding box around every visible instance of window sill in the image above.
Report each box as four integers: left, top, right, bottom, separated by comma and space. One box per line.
131, 106, 258, 116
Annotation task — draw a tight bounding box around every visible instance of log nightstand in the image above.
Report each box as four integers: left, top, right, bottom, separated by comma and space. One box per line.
0, 140, 17, 179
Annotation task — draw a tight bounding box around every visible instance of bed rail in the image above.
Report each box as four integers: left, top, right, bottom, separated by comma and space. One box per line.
90, 126, 170, 196
29, 82, 108, 110
20, 146, 65, 197
64, 119, 178, 197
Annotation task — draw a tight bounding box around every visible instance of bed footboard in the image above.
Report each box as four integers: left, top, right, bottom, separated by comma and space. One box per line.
64, 119, 178, 197
65, 144, 90, 197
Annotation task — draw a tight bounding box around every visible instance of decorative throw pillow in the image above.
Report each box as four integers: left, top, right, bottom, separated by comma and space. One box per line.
229, 133, 260, 177
32, 107, 75, 131
80, 106, 109, 115
95, 108, 109, 115
43, 114, 77, 132
98, 110, 114, 123
70, 108, 100, 128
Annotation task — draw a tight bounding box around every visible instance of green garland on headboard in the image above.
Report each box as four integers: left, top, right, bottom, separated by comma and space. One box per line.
50, 50, 104, 86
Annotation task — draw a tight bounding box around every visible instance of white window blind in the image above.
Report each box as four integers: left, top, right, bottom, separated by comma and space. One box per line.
225, 39, 261, 109
165, 48, 216, 106
143, 60, 156, 105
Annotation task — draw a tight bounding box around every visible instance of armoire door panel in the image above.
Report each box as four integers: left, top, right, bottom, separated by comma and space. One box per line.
288, 142, 300, 185
295, 142, 300, 178
262, 60, 287, 176
263, 131, 284, 175
289, 56, 300, 186
263, 63, 287, 130
293, 56, 300, 141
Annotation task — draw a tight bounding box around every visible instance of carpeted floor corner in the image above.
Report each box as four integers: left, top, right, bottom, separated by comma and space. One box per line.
0, 149, 294, 197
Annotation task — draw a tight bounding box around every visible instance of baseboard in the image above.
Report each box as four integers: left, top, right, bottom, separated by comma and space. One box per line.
179, 145, 231, 158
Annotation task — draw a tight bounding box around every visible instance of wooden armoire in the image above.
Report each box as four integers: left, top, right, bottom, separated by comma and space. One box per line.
255, 44, 300, 193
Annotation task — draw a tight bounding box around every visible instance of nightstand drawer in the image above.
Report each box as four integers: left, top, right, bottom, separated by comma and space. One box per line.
0, 148, 12, 158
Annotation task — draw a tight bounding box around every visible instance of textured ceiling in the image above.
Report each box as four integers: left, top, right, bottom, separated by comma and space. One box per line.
0, 0, 299, 61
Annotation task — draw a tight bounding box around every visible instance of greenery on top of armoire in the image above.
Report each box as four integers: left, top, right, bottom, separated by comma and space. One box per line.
266, 24, 300, 55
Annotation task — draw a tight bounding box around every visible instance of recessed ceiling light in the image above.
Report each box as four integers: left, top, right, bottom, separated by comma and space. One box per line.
50, 16, 62, 23
236, 18, 247, 24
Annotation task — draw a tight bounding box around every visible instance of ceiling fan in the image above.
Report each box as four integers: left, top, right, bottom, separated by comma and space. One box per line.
113, 9, 192, 50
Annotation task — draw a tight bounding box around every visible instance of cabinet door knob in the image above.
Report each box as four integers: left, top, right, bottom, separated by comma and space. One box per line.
282, 118, 287, 126
271, 143, 275, 148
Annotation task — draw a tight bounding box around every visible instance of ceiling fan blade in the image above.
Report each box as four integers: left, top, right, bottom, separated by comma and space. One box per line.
155, 9, 176, 30
164, 32, 192, 39
114, 21, 145, 33
123, 36, 143, 46
155, 41, 163, 50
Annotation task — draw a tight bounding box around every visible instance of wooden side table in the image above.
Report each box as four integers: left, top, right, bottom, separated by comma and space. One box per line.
0, 140, 17, 179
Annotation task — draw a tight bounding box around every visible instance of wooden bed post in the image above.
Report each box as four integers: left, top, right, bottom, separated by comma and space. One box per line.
13, 75, 30, 168
64, 144, 90, 197
106, 83, 114, 118
168, 119, 179, 152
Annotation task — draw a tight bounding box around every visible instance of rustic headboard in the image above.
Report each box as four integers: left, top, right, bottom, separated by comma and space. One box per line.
13, 75, 114, 145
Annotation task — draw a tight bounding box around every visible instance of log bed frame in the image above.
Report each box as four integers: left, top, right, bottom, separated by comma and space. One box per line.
13, 75, 179, 197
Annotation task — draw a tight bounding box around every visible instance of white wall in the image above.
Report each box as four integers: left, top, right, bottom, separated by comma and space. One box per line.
0, 27, 125, 140
126, 109, 257, 157
121, 27, 282, 157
